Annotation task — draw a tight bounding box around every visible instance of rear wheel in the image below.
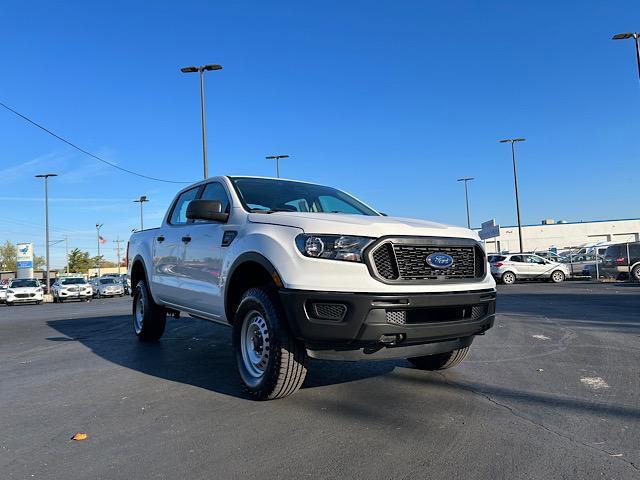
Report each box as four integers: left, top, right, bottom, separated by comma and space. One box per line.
232, 287, 307, 400
501, 271, 516, 285
409, 346, 470, 370
132, 280, 166, 341
550, 270, 565, 283
632, 265, 640, 283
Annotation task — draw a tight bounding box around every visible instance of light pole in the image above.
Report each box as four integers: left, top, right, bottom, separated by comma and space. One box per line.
181, 64, 223, 179
499, 138, 526, 252
35, 173, 57, 291
612, 32, 640, 82
265, 155, 290, 178
134, 196, 148, 231
96, 223, 103, 277
456, 177, 474, 229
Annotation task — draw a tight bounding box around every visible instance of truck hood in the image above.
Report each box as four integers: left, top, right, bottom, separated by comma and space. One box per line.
248, 212, 478, 240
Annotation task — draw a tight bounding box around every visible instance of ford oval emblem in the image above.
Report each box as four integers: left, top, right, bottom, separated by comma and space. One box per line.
426, 252, 454, 269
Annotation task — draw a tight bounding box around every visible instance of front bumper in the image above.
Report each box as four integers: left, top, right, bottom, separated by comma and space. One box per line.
58, 290, 92, 299
7, 294, 43, 303
279, 288, 496, 360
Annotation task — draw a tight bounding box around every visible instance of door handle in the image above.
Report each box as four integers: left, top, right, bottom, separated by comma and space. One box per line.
181, 236, 192, 243
156, 236, 165, 242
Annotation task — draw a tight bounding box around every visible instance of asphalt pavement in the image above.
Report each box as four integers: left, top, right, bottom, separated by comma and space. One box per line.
1, 282, 639, 479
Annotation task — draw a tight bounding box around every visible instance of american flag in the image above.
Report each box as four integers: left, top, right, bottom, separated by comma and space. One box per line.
99, 236, 107, 244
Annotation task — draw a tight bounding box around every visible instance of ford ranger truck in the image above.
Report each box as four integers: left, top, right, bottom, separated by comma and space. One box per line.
127, 176, 496, 400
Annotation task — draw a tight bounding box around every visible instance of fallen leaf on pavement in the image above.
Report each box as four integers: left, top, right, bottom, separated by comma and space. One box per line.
71, 432, 88, 441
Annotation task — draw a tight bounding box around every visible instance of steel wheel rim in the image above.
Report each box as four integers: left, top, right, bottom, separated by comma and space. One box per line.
553, 271, 563, 282
504, 273, 515, 284
240, 310, 271, 380
134, 295, 144, 334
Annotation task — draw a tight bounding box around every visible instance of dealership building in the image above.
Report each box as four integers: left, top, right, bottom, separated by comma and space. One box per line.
481, 218, 640, 254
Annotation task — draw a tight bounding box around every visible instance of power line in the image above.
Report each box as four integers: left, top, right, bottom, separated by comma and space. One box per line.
0, 101, 194, 185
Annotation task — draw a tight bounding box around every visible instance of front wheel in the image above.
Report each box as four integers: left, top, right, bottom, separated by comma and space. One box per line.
132, 280, 166, 341
550, 270, 565, 283
409, 346, 470, 370
232, 287, 307, 400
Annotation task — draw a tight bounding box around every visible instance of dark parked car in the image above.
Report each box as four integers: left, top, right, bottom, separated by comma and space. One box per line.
601, 242, 640, 281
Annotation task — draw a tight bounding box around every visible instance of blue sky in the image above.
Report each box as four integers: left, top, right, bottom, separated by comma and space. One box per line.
1, 1, 639, 268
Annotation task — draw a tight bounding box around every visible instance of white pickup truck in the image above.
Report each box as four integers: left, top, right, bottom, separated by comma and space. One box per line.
127, 176, 496, 399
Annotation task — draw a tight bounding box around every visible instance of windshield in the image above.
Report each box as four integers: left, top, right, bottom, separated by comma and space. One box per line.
10, 279, 39, 288
229, 177, 379, 216
61, 278, 86, 285
99, 278, 116, 285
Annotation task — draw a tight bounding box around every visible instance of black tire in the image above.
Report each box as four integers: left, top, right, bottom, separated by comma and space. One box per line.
632, 265, 640, 283
408, 346, 470, 370
232, 287, 307, 400
501, 271, 516, 285
550, 270, 565, 283
6, 302, 13, 307
132, 280, 166, 342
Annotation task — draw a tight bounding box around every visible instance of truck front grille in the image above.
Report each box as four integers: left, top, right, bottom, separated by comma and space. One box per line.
368, 238, 485, 283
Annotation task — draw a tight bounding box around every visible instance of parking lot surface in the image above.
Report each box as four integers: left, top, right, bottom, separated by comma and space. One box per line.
1, 282, 639, 479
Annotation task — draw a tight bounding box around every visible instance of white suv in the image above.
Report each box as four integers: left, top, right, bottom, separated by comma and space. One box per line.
489, 253, 570, 285
128, 176, 497, 399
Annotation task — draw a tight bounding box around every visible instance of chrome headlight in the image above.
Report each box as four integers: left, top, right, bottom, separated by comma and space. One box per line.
7, 289, 14, 294
295, 234, 374, 262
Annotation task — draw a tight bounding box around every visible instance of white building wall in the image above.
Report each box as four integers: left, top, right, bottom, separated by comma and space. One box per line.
482, 219, 640, 253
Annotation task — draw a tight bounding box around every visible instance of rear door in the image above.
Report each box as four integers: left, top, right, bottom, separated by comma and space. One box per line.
507, 255, 527, 277
152, 186, 200, 305
179, 181, 232, 319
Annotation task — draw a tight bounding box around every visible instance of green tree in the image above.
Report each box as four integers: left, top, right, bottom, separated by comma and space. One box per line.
0, 241, 18, 271
34, 255, 46, 270
68, 248, 93, 272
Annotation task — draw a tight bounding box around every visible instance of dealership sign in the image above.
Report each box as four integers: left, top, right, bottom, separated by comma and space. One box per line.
479, 219, 501, 240
16, 242, 34, 278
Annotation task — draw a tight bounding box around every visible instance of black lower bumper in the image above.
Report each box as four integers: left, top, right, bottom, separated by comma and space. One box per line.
279, 288, 496, 361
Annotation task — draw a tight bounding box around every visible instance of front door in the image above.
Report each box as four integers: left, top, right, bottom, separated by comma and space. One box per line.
178, 181, 231, 319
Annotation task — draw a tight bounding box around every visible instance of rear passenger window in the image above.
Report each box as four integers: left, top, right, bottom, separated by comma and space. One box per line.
510, 255, 524, 262
169, 187, 199, 225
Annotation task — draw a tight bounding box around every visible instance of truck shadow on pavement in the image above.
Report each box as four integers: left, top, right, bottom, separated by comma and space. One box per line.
46, 314, 398, 399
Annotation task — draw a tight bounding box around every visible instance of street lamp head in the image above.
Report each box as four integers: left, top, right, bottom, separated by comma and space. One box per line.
457, 177, 475, 182
499, 138, 526, 143
35, 173, 58, 178
203, 64, 222, 71
181, 66, 199, 73
612, 33, 635, 40
266, 155, 290, 160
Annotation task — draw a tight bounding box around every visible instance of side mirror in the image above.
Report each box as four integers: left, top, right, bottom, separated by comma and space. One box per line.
186, 199, 229, 223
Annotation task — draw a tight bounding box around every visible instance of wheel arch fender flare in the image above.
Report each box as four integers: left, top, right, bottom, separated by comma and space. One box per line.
224, 252, 285, 322
129, 255, 161, 304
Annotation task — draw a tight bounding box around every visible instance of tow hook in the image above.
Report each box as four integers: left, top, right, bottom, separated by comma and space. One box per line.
379, 334, 405, 346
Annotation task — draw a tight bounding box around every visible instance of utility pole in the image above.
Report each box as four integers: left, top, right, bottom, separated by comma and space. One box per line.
265, 155, 290, 178
499, 138, 526, 252
96, 224, 103, 277
181, 64, 223, 178
612, 32, 640, 82
133, 196, 148, 231
35, 173, 57, 292
456, 177, 475, 229
114, 237, 124, 275
65, 235, 69, 274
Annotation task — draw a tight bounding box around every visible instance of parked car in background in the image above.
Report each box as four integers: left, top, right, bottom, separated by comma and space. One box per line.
530, 250, 565, 263
561, 253, 601, 278
490, 253, 570, 285
52, 277, 93, 303
93, 277, 125, 298
102, 273, 130, 294
5, 278, 44, 306
601, 242, 640, 281
0, 283, 7, 303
